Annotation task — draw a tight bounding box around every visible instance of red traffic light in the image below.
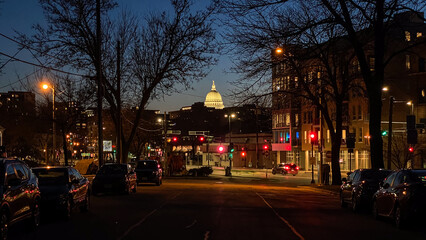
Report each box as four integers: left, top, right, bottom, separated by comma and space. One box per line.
172, 137, 178, 142
218, 146, 225, 153
263, 144, 269, 150
199, 136, 205, 142
241, 151, 246, 157
310, 132, 316, 140
409, 147, 414, 152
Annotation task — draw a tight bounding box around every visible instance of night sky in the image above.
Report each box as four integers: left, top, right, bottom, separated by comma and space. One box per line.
0, 0, 237, 112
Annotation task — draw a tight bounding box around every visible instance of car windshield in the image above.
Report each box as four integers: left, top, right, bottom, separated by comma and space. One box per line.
360, 170, 390, 180
98, 164, 127, 175
32, 168, 68, 185
137, 161, 158, 169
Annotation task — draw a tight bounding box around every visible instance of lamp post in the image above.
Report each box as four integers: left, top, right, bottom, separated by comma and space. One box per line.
309, 132, 316, 184
224, 113, 236, 174
42, 83, 55, 165
384, 91, 413, 169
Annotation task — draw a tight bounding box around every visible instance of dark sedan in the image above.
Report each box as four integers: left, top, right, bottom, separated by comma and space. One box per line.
272, 163, 299, 176
135, 160, 162, 186
92, 163, 137, 195
340, 169, 391, 212
372, 169, 426, 228
32, 166, 90, 219
0, 158, 41, 240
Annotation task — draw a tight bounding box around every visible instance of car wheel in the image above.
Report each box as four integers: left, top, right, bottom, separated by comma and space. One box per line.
272, 169, 276, 175
64, 199, 72, 220
0, 211, 8, 240
125, 184, 131, 195
352, 196, 360, 212
293, 174, 296, 176
372, 199, 380, 220
394, 205, 404, 228
340, 192, 347, 208
29, 199, 41, 230
156, 179, 161, 186
80, 193, 90, 212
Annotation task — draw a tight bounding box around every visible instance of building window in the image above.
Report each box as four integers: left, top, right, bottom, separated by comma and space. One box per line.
352, 105, 356, 120
359, 128, 363, 142
342, 130, 346, 140
405, 31, 411, 41
304, 131, 307, 143
285, 113, 290, 126
308, 111, 313, 123
294, 77, 298, 88
295, 114, 299, 126
358, 105, 362, 120
417, 32, 422, 38
419, 58, 425, 72
406, 55, 411, 70
327, 130, 330, 143
369, 56, 375, 71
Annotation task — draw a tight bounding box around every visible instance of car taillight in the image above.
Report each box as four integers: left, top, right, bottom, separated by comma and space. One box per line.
285, 166, 289, 170
296, 166, 299, 170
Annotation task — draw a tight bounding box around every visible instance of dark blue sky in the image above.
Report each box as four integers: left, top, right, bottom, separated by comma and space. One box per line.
0, 0, 237, 112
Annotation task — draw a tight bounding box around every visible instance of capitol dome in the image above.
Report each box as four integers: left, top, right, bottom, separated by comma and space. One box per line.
204, 81, 225, 109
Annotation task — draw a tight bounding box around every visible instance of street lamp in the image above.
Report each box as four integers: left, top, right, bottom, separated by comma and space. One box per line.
385, 92, 414, 169
42, 83, 55, 165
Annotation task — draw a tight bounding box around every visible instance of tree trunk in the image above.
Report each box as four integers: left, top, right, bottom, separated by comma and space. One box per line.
369, 89, 384, 169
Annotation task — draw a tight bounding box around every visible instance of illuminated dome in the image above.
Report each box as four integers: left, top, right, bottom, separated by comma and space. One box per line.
204, 81, 224, 109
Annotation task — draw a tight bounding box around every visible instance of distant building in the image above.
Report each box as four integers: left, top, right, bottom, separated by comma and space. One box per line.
0, 91, 35, 117
204, 81, 225, 109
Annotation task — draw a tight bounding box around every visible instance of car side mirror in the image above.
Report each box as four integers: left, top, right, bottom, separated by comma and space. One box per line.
342, 178, 347, 182
7, 178, 21, 187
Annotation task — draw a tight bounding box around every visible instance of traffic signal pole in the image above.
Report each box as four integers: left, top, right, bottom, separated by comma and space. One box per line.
387, 96, 394, 169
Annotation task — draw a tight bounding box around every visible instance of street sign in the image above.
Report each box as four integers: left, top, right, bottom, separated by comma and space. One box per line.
103, 140, 112, 152
309, 157, 316, 164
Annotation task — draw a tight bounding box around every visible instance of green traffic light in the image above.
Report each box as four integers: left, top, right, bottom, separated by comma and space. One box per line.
381, 130, 388, 136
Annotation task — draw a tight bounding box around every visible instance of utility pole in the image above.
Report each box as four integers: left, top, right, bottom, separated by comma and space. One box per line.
52, 85, 56, 165
116, 41, 122, 163
96, 0, 104, 166
163, 112, 168, 174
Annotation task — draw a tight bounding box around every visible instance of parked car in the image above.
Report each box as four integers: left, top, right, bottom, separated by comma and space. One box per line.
92, 164, 137, 195
31, 166, 90, 219
188, 166, 213, 176
340, 169, 391, 212
0, 158, 41, 240
372, 169, 426, 228
135, 160, 162, 186
272, 163, 299, 176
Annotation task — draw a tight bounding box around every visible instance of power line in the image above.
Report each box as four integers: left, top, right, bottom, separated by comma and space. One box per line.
0, 32, 63, 62
0, 51, 87, 77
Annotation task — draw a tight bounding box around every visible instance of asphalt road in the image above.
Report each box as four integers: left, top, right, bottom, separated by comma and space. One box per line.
9, 174, 426, 240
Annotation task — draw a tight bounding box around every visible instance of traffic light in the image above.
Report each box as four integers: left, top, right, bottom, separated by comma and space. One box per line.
263, 144, 269, 151
241, 151, 246, 157
218, 145, 225, 153
409, 147, 414, 153
381, 130, 388, 136
172, 136, 178, 142
229, 142, 234, 153
199, 136, 205, 142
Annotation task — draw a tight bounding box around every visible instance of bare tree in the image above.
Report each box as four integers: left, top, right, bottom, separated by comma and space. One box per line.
19, 0, 217, 164
220, 0, 426, 173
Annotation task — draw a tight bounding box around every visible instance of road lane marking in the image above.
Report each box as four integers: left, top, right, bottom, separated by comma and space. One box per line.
185, 219, 197, 229
118, 192, 181, 240
256, 192, 305, 240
